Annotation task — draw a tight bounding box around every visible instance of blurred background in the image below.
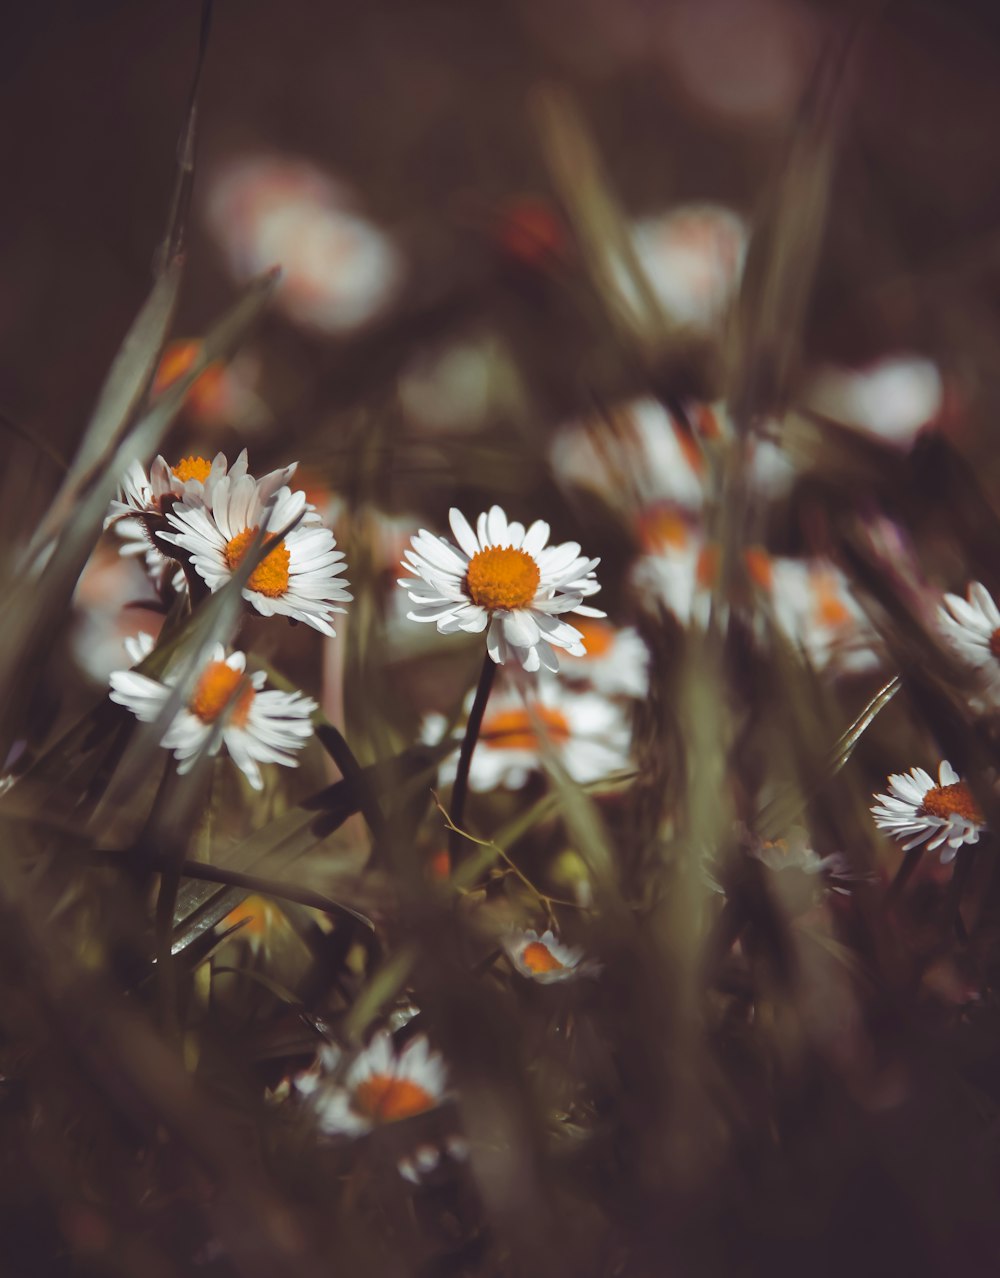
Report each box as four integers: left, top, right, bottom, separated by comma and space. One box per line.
5, 3, 1000, 1276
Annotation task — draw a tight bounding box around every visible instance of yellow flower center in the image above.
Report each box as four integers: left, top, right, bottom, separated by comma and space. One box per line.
522, 941, 564, 974
171, 455, 213, 484
189, 661, 255, 726
480, 706, 571, 751
637, 507, 689, 553
919, 781, 983, 825
567, 618, 614, 660
352, 1074, 436, 1124
813, 573, 850, 628
990, 628, 1000, 660
224, 527, 291, 597
466, 545, 540, 610
222, 895, 277, 938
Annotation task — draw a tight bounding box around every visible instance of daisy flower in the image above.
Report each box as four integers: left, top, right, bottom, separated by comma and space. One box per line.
560, 619, 650, 699
803, 355, 943, 450
502, 928, 599, 984
399, 505, 602, 673
938, 582, 1000, 700
205, 155, 405, 335
424, 679, 631, 792
106, 450, 296, 590
108, 642, 317, 790
630, 513, 718, 629
300, 1032, 449, 1138
871, 761, 986, 860
768, 557, 880, 675
159, 477, 351, 636
624, 203, 747, 332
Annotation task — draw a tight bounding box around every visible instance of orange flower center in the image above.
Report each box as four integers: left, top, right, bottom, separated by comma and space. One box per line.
813, 574, 851, 628
990, 628, 1000, 660
481, 706, 571, 751
153, 341, 227, 418
465, 545, 540, 610
919, 781, 983, 825
223, 895, 276, 938
696, 544, 720, 589
224, 527, 291, 597
171, 455, 213, 484
743, 545, 773, 590
189, 661, 255, 726
569, 618, 615, 659
353, 1075, 436, 1123
522, 941, 564, 974
637, 507, 688, 553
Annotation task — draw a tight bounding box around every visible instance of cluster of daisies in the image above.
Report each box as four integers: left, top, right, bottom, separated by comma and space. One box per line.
552, 398, 881, 676
104, 449, 351, 789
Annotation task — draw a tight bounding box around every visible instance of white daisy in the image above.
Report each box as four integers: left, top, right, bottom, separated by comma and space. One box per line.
767, 557, 880, 675
108, 642, 317, 790
938, 582, 1000, 700
301, 1032, 449, 1138
630, 515, 717, 629
501, 928, 599, 984
159, 478, 351, 636
423, 679, 631, 792
398, 504, 603, 673
871, 761, 986, 861
106, 450, 296, 590
560, 619, 650, 699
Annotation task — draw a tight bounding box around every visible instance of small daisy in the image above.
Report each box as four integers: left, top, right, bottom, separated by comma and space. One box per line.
871, 761, 986, 860
768, 557, 880, 676
108, 642, 317, 790
220, 894, 293, 958
560, 619, 650, 699
159, 478, 351, 636
398, 505, 602, 673
502, 928, 598, 984
423, 679, 631, 792
301, 1032, 449, 1138
630, 515, 718, 629
938, 582, 1000, 700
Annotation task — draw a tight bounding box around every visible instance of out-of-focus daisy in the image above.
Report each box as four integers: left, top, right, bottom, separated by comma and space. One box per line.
803, 356, 943, 449
630, 513, 718, 629
398, 505, 602, 673
108, 642, 316, 790
300, 1032, 449, 1138
160, 478, 351, 636
938, 582, 1000, 701
767, 557, 880, 675
561, 619, 650, 698
152, 340, 266, 431
625, 203, 747, 332
205, 155, 404, 334
71, 550, 164, 683
220, 895, 293, 958
424, 680, 631, 792
871, 761, 985, 860
502, 928, 599, 984
551, 398, 706, 512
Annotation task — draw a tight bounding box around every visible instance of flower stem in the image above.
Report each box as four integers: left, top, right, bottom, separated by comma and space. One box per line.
449, 654, 496, 865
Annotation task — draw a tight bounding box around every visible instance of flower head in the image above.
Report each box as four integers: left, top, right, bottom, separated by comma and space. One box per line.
871, 761, 986, 861
159, 476, 351, 635
399, 505, 602, 672
502, 928, 599, 984
938, 582, 1000, 701
423, 679, 631, 792
560, 619, 650, 699
299, 1032, 449, 1138
109, 641, 316, 790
